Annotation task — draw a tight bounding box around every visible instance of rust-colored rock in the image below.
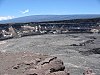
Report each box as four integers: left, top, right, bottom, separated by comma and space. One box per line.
0, 52, 68, 75
26, 56, 66, 75
83, 68, 96, 75
46, 71, 68, 75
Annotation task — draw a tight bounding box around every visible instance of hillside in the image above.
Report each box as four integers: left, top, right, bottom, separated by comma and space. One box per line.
0, 14, 100, 24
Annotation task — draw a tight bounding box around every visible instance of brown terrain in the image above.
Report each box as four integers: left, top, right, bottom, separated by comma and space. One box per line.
0, 51, 69, 75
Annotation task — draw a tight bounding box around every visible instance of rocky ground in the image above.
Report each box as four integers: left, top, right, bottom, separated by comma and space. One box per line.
0, 33, 100, 75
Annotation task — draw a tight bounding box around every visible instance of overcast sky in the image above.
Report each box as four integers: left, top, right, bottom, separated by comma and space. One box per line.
0, 0, 100, 20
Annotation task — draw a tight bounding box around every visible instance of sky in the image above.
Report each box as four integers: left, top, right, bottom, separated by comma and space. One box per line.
0, 0, 100, 21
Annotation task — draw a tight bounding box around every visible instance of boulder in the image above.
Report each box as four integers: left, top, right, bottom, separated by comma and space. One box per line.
26, 56, 66, 75
46, 71, 68, 75
83, 68, 96, 75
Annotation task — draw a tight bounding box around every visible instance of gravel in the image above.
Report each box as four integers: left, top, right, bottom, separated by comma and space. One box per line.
0, 33, 100, 75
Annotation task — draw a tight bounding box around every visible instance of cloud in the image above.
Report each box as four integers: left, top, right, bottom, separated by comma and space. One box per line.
21, 9, 29, 14
0, 16, 15, 21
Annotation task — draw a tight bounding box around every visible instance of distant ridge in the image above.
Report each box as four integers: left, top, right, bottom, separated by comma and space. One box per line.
0, 14, 100, 24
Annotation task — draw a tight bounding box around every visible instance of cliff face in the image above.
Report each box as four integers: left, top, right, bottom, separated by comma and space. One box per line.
0, 16, 100, 40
